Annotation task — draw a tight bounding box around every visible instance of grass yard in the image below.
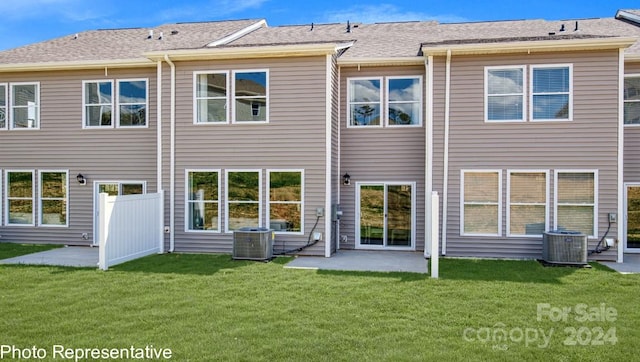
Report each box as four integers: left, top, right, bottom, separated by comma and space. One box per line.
0, 242, 62, 259
0, 251, 638, 361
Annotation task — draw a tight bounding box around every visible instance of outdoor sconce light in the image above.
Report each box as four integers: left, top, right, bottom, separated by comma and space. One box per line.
76, 173, 87, 185
343, 173, 351, 186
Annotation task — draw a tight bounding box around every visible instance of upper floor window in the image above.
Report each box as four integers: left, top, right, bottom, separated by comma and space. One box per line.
348, 78, 382, 127
11, 83, 39, 129
83, 79, 147, 128
348, 76, 422, 127
485, 66, 525, 122
194, 72, 228, 124
83, 81, 113, 128
233, 70, 268, 123
531, 65, 571, 121
117, 79, 147, 127
624, 76, 640, 125
387, 77, 422, 126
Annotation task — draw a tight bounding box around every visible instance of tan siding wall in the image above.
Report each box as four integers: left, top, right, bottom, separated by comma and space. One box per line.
339, 65, 426, 250
0, 67, 158, 245
436, 50, 620, 260
170, 56, 329, 255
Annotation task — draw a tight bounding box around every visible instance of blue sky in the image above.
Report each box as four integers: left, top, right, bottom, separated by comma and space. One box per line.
0, 0, 638, 51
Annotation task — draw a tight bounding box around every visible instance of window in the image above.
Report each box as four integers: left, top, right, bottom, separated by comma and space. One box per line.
485, 66, 525, 122
507, 171, 548, 236
233, 70, 267, 123
461, 171, 501, 236
348, 78, 382, 126
39, 171, 68, 227
387, 77, 422, 126
531, 65, 571, 121
555, 171, 597, 237
186, 171, 220, 232
194, 72, 228, 123
268, 171, 303, 233
83, 81, 113, 127
0, 84, 6, 129
11, 83, 39, 129
226, 171, 261, 231
5, 171, 34, 225
624, 76, 640, 125
117, 79, 147, 127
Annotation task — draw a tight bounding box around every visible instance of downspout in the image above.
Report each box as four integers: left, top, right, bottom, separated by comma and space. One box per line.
424, 56, 434, 257
156, 61, 163, 194
441, 49, 452, 255
164, 54, 176, 253
617, 48, 625, 263
324, 53, 333, 257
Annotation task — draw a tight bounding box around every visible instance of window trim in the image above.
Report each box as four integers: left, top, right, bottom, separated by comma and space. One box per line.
386, 75, 423, 127
623, 74, 640, 127
115, 78, 149, 128
0, 83, 7, 130
38, 170, 69, 228
9, 82, 40, 130
267, 169, 305, 235
225, 169, 262, 233
347, 76, 384, 128
185, 169, 221, 233
82, 80, 114, 129
193, 71, 230, 125
231, 69, 269, 124
484, 65, 526, 123
506, 170, 549, 238
529, 64, 573, 122
553, 169, 598, 238
460, 170, 503, 237
5, 169, 35, 226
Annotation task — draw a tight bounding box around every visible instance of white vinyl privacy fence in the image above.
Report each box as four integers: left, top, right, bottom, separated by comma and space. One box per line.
98, 191, 164, 270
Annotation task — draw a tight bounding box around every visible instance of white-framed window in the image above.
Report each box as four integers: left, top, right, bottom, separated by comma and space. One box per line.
83, 80, 113, 128
194, 72, 229, 124
461, 170, 502, 236
225, 170, 262, 232
267, 170, 303, 234
233, 70, 268, 123
10, 82, 40, 129
387, 76, 422, 126
348, 77, 382, 127
117, 79, 148, 127
507, 170, 549, 237
5, 170, 35, 226
485, 66, 525, 122
39, 170, 68, 227
624, 75, 640, 125
186, 170, 220, 232
0, 83, 7, 129
554, 170, 597, 238
530, 64, 572, 121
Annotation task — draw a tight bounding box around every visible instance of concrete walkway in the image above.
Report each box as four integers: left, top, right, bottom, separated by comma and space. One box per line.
0, 246, 99, 267
285, 250, 428, 274
600, 254, 640, 274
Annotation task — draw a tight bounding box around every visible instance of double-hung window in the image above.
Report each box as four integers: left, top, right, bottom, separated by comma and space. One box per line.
555, 171, 597, 237
485, 66, 525, 122
507, 171, 548, 236
194, 72, 228, 123
39, 171, 68, 227
83, 81, 113, 127
11, 83, 39, 129
5, 171, 35, 225
531, 65, 572, 121
461, 170, 502, 236
268, 171, 303, 233
348, 78, 382, 127
387, 76, 422, 126
226, 170, 261, 231
0, 84, 7, 129
186, 170, 220, 232
117, 79, 147, 127
233, 70, 268, 123
624, 76, 640, 125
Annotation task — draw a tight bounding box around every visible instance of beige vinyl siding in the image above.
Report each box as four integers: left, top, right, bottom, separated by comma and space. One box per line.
436, 50, 620, 260
170, 56, 329, 255
0, 67, 158, 245
339, 65, 426, 250
624, 61, 640, 184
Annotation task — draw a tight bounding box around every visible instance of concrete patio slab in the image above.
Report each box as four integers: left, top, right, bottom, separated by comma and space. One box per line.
600, 254, 640, 274
0, 246, 99, 268
285, 250, 428, 274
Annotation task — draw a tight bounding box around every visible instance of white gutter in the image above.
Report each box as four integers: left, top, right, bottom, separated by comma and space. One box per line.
325, 54, 333, 257
424, 56, 434, 258
164, 54, 176, 253
441, 49, 452, 255
337, 57, 425, 67
618, 48, 625, 264
207, 20, 268, 47
0, 58, 154, 73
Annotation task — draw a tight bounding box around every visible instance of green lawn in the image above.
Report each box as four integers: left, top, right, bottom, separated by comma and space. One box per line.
0, 242, 62, 259
0, 252, 638, 361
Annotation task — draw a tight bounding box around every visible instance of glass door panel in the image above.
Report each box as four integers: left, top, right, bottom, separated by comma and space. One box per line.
627, 186, 640, 249
358, 183, 413, 248
387, 185, 412, 246
360, 185, 384, 245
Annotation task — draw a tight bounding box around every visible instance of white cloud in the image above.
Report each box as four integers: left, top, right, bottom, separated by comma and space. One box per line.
322, 4, 467, 24
155, 0, 269, 22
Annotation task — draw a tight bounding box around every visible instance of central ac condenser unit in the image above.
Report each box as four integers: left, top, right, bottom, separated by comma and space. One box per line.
233, 227, 274, 261
542, 231, 588, 265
